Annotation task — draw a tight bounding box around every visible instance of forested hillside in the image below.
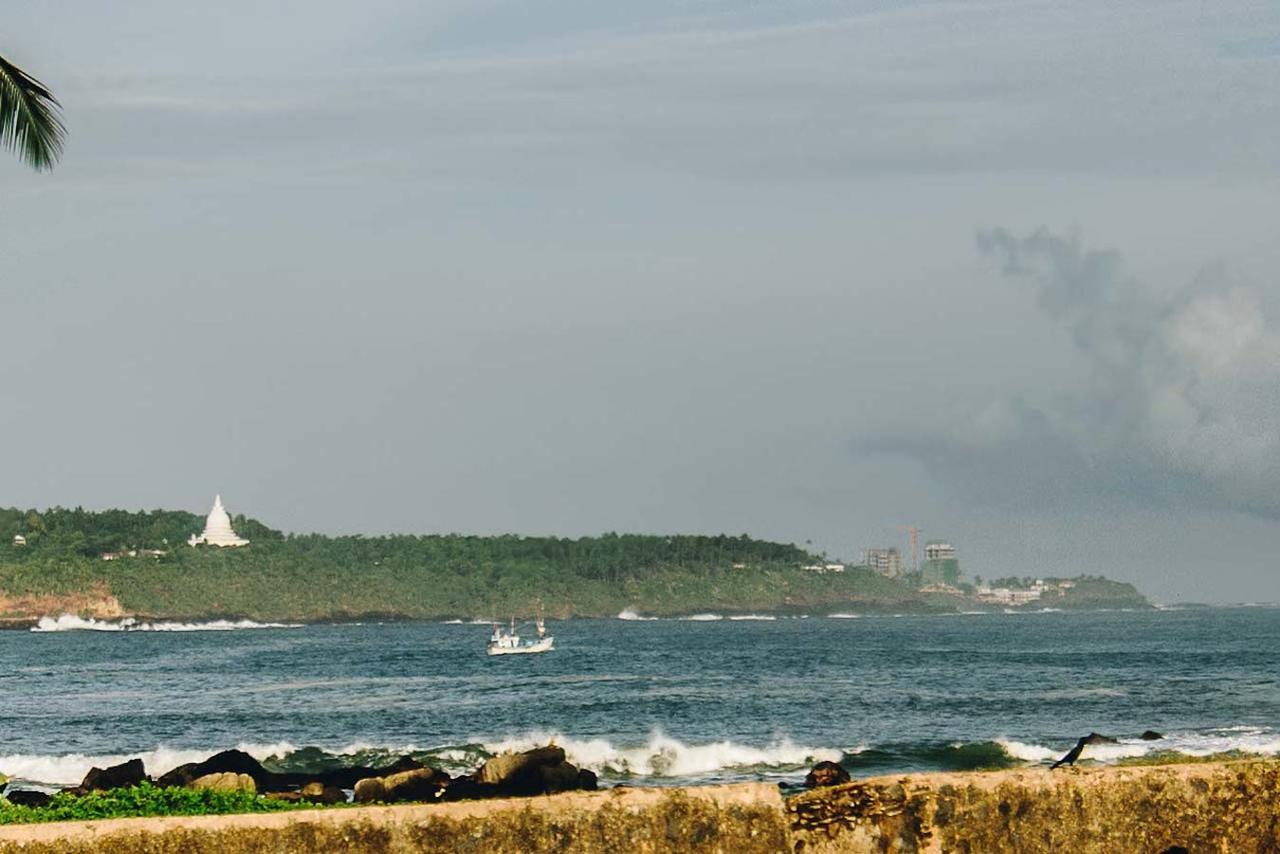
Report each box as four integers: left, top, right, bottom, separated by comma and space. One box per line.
0, 507, 1146, 622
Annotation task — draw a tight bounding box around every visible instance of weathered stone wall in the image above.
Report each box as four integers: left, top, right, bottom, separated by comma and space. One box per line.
0, 783, 790, 854
2, 761, 1277, 853
789, 760, 1280, 853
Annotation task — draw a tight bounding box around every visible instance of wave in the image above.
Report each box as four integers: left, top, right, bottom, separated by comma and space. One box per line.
681, 614, 723, 621
826, 613, 861, 619
1000, 728, 1280, 765
0, 741, 303, 787
727, 615, 776, 621
841, 727, 1280, 774
1, 733, 841, 787
480, 731, 840, 779
30, 615, 302, 633
616, 609, 659, 621
9, 726, 1280, 788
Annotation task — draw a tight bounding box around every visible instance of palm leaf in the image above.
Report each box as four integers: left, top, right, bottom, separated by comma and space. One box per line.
0, 53, 65, 171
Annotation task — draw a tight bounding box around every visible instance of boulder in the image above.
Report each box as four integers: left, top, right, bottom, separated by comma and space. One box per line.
352, 777, 387, 804
1140, 730, 1164, 741
353, 767, 449, 803
804, 760, 851, 788
158, 750, 275, 790
81, 758, 147, 792
265, 791, 305, 803
576, 768, 599, 791
476, 745, 565, 786
309, 755, 423, 790
300, 781, 346, 804
4, 790, 51, 808
190, 772, 256, 793
462, 746, 596, 799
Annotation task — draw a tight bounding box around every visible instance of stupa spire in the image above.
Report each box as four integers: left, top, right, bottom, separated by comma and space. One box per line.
188, 494, 249, 548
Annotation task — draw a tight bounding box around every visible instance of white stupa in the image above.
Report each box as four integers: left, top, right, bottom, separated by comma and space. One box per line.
188, 494, 250, 547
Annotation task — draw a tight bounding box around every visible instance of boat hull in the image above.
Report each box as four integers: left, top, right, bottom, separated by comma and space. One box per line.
486, 637, 555, 656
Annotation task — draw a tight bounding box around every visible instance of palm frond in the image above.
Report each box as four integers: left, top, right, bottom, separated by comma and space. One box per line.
0, 53, 65, 171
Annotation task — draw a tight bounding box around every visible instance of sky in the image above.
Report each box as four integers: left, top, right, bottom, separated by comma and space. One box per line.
3, 1, 1280, 602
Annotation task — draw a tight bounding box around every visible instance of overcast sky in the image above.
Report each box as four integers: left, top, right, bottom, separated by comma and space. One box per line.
4, 1, 1279, 601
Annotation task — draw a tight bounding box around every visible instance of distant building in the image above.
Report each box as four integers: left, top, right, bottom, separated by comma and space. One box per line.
924, 542, 956, 561
975, 586, 1042, 606
862, 548, 901, 578
11, 534, 26, 547
921, 541, 960, 586
188, 495, 250, 547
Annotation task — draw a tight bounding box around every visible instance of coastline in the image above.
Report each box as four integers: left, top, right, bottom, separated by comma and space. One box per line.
2, 760, 1275, 852
0, 599, 1159, 630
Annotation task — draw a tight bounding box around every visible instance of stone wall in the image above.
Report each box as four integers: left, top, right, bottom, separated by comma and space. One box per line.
789, 760, 1280, 853
2, 761, 1277, 853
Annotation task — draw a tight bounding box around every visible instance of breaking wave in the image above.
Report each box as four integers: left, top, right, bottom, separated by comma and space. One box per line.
680, 614, 723, 621
0, 742, 301, 787
727, 615, 776, 621
480, 732, 840, 779
0, 734, 841, 788
616, 609, 659, 621
7, 727, 1280, 788
30, 615, 303, 633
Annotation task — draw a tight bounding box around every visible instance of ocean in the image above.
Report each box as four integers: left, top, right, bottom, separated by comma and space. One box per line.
2, 607, 1277, 790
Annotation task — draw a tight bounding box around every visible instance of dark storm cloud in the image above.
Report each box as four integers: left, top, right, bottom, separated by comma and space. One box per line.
864, 229, 1280, 517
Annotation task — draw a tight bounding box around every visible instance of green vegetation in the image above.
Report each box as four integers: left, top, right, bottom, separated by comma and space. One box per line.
0, 53, 65, 171
988, 575, 1149, 609
0, 507, 1147, 621
0, 783, 307, 825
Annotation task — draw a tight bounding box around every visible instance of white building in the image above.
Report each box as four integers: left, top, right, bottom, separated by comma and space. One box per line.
188, 495, 250, 547
12, 534, 26, 546
924, 542, 956, 561
862, 548, 901, 577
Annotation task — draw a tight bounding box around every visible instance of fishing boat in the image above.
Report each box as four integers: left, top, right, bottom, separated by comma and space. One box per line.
486, 615, 555, 655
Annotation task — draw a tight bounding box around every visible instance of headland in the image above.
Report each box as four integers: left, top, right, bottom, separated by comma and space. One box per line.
0, 506, 1148, 626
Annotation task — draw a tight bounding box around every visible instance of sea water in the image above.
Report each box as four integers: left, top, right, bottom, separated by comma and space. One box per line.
1, 608, 1277, 788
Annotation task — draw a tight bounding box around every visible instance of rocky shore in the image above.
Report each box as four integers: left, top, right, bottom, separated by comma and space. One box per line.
3, 743, 598, 809
2, 756, 1277, 851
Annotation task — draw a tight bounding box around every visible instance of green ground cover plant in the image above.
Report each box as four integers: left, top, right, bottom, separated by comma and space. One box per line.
0, 783, 310, 824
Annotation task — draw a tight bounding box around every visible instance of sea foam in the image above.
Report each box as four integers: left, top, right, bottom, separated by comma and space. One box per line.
997, 727, 1280, 765
31, 615, 302, 632
480, 731, 840, 778
616, 609, 659, 621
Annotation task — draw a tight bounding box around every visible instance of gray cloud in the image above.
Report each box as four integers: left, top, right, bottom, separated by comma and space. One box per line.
865, 229, 1280, 517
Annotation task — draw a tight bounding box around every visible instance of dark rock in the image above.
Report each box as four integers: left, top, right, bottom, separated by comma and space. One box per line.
475, 745, 567, 787
308, 755, 424, 789
264, 791, 305, 803
804, 760, 851, 788
189, 772, 255, 793
300, 781, 346, 804
473, 745, 578, 796
353, 767, 450, 803
537, 761, 586, 795
157, 749, 276, 790
1140, 730, 1164, 741
4, 789, 51, 807
158, 749, 428, 793
81, 758, 147, 792
438, 746, 596, 801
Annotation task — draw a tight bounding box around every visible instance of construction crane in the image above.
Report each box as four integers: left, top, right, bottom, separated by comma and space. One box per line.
898, 525, 919, 574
